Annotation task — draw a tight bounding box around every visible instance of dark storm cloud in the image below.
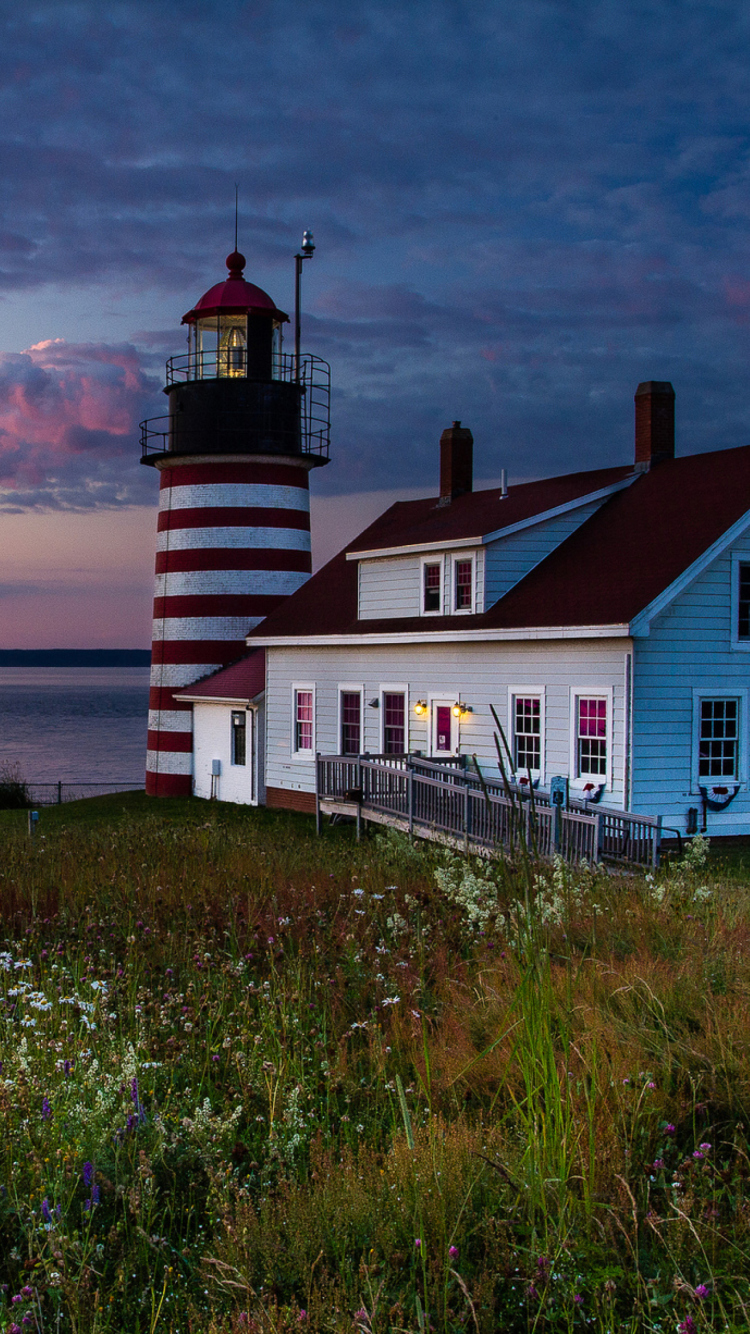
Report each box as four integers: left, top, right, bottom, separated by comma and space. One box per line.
2, 0, 750, 501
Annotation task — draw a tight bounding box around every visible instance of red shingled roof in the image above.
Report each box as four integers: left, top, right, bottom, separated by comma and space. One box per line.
248, 446, 750, 640
346, 464, 632, 552
177, 649, 265, 700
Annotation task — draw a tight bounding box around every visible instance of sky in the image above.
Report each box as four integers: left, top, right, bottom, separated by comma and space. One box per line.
2, 0, 750, 647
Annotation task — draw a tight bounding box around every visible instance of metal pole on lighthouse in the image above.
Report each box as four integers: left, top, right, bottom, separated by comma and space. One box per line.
294, 230, 315, 382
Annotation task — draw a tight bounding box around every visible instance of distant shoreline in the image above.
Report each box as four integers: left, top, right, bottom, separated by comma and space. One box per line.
0, 651, 151, 667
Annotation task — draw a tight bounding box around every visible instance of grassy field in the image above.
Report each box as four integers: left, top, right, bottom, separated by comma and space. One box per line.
1, 794, 750, 1333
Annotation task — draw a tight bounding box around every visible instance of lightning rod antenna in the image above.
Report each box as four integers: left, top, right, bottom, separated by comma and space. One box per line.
234, 184, 239, 252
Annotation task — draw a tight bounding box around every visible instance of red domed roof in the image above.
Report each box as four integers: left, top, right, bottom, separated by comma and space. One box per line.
181, 252, 289, 325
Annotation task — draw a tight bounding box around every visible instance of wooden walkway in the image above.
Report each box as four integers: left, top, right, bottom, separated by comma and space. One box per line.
316, 754, 662, 867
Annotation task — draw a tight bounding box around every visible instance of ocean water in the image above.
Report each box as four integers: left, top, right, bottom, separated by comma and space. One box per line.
0, 667, 151, 788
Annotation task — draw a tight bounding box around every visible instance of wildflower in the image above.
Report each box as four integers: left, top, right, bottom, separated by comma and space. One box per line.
692, 1149, 705, 1160
573, 1294, 583, 1306
41, 1198, 52, 1226
83, 1162, 94, 1187
699, 1142, 712, 1152
448, 1245, 459, 1260
526, 1282, 539, 1300
652, 1158, 665, 1169
297, 1313, 307, 1324
677, 1319, 697, 1334
694, 1284, 709, 1300
664, 1123, 676, 1134
20, 1288, 33, 1300
414, 1238, 422, 1251
41, 1096, 51, 1121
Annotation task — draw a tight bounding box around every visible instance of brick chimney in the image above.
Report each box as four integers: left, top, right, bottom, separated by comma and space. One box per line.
634, 381, 675, 468
439, 421, 473, 501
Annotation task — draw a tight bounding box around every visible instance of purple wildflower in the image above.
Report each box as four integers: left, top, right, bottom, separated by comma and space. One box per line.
664, 1123, 676, 1134
41, 1198, 52, 1225
693, 1150, 705, 1160
699, 1142, 712, 1152
414, 1238, 422, 1251
448, 1245, 459, 1259
694, 1284, 709, 1300
11, 1295, 22, 1305
573, 1294, 583, 1306
82, 1161, 94, 1187
20, 1287, 33, 1300
41, 1096, 51, 1121
9, 1323, 22, 1334
678, 1319, 697, 1334
653, 1158, 665, 1169
526, 1282, 539, 1300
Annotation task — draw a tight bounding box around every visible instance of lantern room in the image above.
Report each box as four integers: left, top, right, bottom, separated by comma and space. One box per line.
180, 250, 288, 382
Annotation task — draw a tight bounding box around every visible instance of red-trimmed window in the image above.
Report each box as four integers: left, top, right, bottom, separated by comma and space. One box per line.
423, 562, 441, 613
294, 689, 314, 753
340, 692, 361, 756
383, 692, 406, 754
577, 698, 607, 777
454, 558, 473, 611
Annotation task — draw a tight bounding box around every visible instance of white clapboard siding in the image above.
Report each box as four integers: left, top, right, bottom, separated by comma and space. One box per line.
264, 639, 629, 801
484, 500, 605, 607
632, 543, 750, 833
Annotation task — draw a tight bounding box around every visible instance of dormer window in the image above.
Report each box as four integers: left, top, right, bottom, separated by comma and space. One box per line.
422, 560, 443, 614
453, 556, 474, 612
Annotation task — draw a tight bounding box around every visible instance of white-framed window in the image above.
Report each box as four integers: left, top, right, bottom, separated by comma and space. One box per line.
231, 710, 247, 766
380, 685, 408, 754
292, 685, 315, 756
428, 696, 460, 756
570, 690, 612, 786
421, 557, 444, 615
731, 554, 750, 651
338, 686, 363, 756
508, 688, 544, 779
692, 689, 747, 788
452, 555, 475, 613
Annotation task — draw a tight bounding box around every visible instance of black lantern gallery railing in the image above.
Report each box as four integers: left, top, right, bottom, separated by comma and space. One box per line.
140, 353, 330, 463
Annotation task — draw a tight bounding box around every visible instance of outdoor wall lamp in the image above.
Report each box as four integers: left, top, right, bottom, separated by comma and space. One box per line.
367, 698, 379, 708
414, 700, 428, 716
453, 701, 471, 718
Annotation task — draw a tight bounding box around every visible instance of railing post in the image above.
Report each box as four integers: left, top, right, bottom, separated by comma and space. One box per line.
595, 812, 603, 863
464, 783, 469, 855
653, 815, 662, 869
57, 781, 62, 805
408, 760, 414, 834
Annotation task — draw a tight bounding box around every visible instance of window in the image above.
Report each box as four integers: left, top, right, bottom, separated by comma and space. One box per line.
454, 557, 474, 611
294, 688, 314, 754
514, 697, 541, 773
699, 699, 738, 778
739, 564, 750, 641
231, 710, 246, 766
340, 691, 361, 755
383, 692, 406, 754
576, 697, 607, 777
422, 561, 442, 613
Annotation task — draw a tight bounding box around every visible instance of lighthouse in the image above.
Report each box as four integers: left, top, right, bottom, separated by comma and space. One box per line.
141, 243, 330, 796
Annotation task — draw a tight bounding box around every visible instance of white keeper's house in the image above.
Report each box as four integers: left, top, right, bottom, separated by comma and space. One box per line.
175, 381, 750, 839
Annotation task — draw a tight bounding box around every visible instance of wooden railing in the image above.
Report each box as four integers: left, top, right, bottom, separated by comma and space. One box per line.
315, 754, 661, 867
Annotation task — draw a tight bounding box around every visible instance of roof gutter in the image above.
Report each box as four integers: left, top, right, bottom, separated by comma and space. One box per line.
248, 625, 631, 648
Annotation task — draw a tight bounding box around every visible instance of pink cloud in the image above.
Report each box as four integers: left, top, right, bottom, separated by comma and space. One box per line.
0, 339, 159, 508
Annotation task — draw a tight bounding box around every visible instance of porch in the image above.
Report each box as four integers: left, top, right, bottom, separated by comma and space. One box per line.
315, 753, 662, 867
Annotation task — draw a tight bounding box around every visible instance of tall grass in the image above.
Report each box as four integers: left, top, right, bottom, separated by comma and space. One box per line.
0, 796, 750, 1331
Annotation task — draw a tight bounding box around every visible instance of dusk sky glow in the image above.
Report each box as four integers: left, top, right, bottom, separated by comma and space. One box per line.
2, 0, 750, 646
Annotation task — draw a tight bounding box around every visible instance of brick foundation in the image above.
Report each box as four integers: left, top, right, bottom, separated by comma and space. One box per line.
265, 786, 317, 814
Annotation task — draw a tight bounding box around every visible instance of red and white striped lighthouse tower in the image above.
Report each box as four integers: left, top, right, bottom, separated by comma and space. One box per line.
141, 246, 330, 796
